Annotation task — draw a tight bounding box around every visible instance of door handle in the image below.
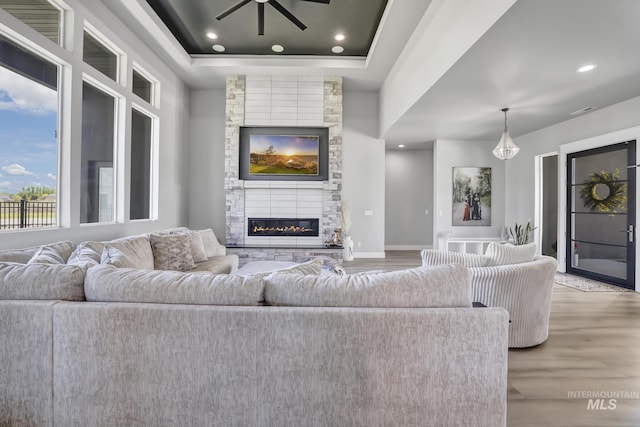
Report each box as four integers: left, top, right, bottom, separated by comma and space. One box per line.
620, 225, 634, 243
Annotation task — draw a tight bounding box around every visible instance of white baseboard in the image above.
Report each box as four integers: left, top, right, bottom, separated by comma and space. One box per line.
353, 252, 386, 259
385, 245, 432, 250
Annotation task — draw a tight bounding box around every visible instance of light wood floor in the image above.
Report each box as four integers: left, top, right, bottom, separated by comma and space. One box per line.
344, 251, 640, 427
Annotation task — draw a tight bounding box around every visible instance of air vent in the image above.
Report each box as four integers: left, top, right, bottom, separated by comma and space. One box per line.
570, 107, 594, 115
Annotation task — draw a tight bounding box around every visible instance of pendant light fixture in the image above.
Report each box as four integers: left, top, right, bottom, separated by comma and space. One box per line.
492, 107, 520, 160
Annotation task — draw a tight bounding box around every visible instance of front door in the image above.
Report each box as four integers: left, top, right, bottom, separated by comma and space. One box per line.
566, 140, 636, 289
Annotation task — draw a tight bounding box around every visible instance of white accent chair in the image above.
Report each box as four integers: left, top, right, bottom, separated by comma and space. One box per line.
422, 249, 557, 348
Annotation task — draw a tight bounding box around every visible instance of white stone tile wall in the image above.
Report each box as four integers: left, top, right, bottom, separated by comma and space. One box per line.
245, 75, 324, 127
225, 75, 342, 249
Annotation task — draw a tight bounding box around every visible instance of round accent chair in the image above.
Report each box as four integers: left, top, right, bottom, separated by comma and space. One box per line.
421, 248, 557, 348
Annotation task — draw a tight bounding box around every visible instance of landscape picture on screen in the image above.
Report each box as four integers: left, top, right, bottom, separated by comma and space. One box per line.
249, 134, 319, 175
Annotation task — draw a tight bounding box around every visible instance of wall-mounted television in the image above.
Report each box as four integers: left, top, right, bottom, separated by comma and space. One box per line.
239, 126, 329, 181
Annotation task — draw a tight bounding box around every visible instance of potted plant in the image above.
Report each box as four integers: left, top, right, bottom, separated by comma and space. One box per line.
508, 220, 537, 245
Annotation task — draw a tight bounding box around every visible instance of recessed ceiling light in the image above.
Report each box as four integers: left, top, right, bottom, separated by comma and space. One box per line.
331, 46, 344, 54
398, 144, 405, 148
271, 44, 284, 53
334, 33, 345, 41
212, 44, 225, 52
577, 64, 596, 73
206, 32, 218, 40
570, 107, 595, 115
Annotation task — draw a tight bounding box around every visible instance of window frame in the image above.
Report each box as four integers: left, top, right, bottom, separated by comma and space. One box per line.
130, 103, 159, 221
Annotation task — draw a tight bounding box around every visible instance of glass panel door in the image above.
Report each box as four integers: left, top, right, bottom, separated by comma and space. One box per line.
567, 141, 636, 289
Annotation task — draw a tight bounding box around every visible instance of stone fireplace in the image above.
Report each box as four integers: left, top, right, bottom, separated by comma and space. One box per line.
224, 75, 343, 264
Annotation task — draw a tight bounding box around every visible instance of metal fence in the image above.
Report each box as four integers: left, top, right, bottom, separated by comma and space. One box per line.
0, 200, 56, 230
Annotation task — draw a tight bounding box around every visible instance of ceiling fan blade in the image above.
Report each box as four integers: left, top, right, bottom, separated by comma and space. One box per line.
258, 2, 264, 35
299, 0, 330, 3
216, 0, 252, 20
269, 0, 307, 31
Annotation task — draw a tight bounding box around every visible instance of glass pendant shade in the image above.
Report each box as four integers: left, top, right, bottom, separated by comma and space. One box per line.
492, 108, 519, 160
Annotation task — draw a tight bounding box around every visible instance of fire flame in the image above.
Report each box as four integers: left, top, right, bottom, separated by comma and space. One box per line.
252, 225, 313, 233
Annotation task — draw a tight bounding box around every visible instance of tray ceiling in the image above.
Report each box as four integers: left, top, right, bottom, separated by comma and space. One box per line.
145, 0, 388, 56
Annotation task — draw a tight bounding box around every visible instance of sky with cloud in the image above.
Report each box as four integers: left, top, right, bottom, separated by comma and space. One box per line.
0, 66, 57, 195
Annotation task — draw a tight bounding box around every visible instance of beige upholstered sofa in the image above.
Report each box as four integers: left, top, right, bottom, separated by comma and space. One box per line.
422, 243, 558, 348
0, 237, 509, 426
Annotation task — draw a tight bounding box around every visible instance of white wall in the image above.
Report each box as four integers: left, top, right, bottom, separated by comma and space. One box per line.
433, 139, 506, 244
505, 96, 640, 225
385, 149, 433, 249
0, 0, 189, 250
343, 91, 386, 257
188, 90, 227, 241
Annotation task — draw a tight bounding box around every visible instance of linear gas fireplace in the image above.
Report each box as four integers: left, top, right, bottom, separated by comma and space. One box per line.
248, 218, 319, 237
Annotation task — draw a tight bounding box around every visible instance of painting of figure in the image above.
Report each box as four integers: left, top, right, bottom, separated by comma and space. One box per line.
452, 167, 491, 226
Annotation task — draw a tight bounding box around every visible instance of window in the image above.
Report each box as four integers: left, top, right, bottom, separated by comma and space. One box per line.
132, 69, 152, 103
81, 82, 115, 224
130, 109, 153, 220
83, 30, 117, 81
0, 33, 59, 230
0, 0, 61, 44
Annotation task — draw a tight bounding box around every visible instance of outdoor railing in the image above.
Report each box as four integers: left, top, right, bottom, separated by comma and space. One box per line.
0, 200, 56, 230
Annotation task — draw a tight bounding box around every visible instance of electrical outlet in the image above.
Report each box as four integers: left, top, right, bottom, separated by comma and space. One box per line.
357, 241, 362, 247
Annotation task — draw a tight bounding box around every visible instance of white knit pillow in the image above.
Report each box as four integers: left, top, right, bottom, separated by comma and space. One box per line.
101, 236, 155, 270
421, 249, 488, 267
484, 242, 536, 266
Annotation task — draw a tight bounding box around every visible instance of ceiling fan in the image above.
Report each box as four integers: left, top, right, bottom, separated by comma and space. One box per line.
216, 0, 330, 35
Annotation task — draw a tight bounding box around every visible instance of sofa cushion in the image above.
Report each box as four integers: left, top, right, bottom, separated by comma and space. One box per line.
421, 249, 488, 267
84, 265, 264, 306
265, 264, 472, 308
0, 262, 85, 300
484, 242, 536, 266
101, 236, 154, 270
198, 229, 226, 257
27, 240, 75, 265
149, 233, 196, 271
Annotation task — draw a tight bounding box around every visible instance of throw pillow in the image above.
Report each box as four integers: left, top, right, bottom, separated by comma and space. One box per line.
186, 230, 208, 263
237, 258, 324, 276
198, 229, 226, 257
101, 236, 155, 270
85, 265, 264, 306
27, 240, 76, 264
265, 264, 472, 308
67, 241, 105, 268
484, 242, 536, 266
149, 233, 196, 271
28, 246, 65, 264
420, 249, 488, 267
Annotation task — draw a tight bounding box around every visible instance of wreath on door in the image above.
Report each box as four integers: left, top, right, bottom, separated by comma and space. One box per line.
579, 168, 627, 214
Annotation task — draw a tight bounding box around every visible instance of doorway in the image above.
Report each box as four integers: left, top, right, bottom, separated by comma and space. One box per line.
566, 141, 636, 289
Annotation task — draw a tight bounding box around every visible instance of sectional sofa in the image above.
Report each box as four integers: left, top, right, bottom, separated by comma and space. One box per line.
0, 229, 509, 426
